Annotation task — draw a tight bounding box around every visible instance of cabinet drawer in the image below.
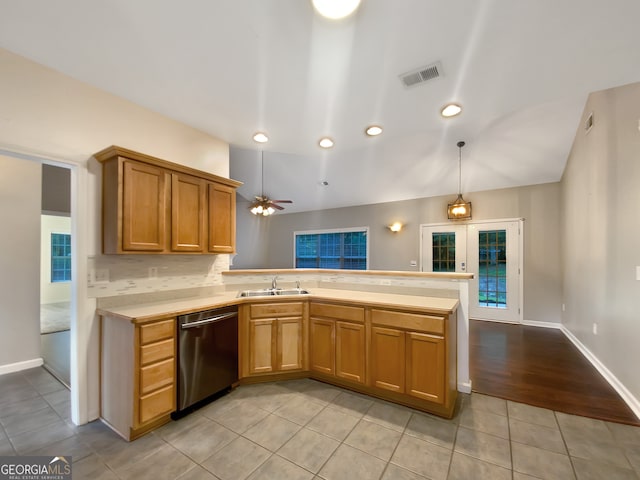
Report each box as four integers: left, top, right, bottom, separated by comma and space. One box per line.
250, 302, 303, 319
310, 302, 364, 323
140, 338, 174, 366
371, 309, 444, 335
139, 385, 174, 424
140, 319, 175, 345
140, 358, 174, 395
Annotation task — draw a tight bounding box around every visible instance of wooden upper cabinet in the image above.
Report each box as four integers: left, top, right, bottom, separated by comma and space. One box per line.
95, 146, 241, 254
171, 173, 205, 252
121, 160, 167, 252
208, 182, 236, 254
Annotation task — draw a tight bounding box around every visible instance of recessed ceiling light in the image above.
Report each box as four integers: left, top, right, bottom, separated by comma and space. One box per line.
318, 137, 334, 149
365, 125, 383, 136
441, 104, 462, 118
311, 0, 361, 19
253, 132, 269, 143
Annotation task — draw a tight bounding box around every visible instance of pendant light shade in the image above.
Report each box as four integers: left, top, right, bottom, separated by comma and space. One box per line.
447, 141, 472, 220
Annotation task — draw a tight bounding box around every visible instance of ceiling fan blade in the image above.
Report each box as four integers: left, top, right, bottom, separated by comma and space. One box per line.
270, 199, 293, 204
271, 203, 285, 210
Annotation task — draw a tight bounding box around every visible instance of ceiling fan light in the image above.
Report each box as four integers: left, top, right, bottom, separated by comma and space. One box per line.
441, 103, 462, 118
253, 132, 269, 143
318, 137, 334, 148
312, 0, 361, 19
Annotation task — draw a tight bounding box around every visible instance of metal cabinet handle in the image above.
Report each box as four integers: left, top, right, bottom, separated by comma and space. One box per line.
180, 311, 237, 329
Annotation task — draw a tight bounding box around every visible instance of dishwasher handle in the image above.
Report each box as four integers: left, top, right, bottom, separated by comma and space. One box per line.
180, 311, 237, 330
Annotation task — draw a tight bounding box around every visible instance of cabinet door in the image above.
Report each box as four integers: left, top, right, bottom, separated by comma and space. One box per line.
208, 182, 236, 253
249, 319, 276, 374
171, 173, 205, 252
335, 321, 365, 384
277, 317, 303, 371
310, 318, 335, 375
122, 160, 167, 251
370, 326, 405, 393
406, 332, 445, 404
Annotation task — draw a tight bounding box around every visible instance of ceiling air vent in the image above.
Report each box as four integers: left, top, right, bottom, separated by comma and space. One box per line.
400, 62, 443, 88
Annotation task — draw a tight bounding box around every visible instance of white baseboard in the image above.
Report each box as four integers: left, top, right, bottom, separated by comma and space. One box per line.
560, 325, 640, 422
0, 358, 44, 376
458, 381, 472, 394
522, 319, 562, 329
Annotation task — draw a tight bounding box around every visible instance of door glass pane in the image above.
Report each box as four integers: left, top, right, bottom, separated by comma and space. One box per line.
478, 229, 507, 308
432, 232, 456, 272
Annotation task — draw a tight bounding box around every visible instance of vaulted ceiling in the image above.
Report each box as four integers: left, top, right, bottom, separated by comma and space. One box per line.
1, 0, 639, 213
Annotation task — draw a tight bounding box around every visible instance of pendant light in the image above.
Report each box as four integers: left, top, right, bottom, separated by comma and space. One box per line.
447, 141, 472, 220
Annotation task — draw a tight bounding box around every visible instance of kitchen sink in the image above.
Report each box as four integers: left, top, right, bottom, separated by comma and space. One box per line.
237, 288, 310, 298
275, 289, 310, 296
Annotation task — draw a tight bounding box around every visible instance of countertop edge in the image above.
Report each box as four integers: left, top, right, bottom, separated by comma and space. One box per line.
97, 289, 459, 324
223, 268, 473, 280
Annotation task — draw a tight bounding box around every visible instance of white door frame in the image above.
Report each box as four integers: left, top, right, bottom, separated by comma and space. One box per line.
467, 220, 523, 323
1, 146, 93, 426
420, 218, 524, 324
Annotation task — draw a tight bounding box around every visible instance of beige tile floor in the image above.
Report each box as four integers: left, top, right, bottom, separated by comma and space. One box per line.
1, 367, 639, 479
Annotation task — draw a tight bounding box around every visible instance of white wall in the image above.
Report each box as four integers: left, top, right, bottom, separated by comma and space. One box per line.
41, 215, 72, 304
0, 47, 232, 423
561, 81, 640, 408
234, 182, 563, 325
0, 155, 41, 369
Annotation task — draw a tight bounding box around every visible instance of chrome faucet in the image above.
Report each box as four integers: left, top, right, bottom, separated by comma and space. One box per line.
272, 276, 278, 290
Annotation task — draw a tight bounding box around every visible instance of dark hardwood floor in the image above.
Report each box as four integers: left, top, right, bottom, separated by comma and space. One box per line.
470, 319, 640, 426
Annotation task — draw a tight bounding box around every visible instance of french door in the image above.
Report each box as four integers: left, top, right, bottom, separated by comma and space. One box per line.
421, 220, 522, 323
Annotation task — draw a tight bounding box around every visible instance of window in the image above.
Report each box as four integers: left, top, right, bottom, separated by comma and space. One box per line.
431, 232, 456, 272
294, 228, 368, 270
478, 230, 506, 308
51, 233, 71, 282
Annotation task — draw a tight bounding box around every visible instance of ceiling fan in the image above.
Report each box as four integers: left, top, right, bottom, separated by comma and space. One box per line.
250, 151, 293, 216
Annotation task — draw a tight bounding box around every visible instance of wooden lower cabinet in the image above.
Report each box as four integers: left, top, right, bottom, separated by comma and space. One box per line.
370, 326, 405, 392
101, 315, 177, 441
335, 321, 365, 383
406, 332, 445, 403
309, 302, 366, 385
370, 309, 452, 409
241, 302, 306, 377
309, 317, 335, 375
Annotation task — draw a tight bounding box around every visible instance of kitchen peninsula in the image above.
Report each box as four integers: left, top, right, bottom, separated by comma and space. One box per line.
97, 268, 472, 440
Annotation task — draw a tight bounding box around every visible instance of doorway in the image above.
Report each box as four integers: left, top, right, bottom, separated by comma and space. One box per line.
420, 219, 523, 323
40, 164, 72, 387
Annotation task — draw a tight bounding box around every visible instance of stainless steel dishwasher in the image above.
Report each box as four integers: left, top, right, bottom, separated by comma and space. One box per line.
175, 305, 238, 416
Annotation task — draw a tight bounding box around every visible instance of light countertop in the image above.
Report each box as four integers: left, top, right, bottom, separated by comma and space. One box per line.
97, 288, 459, 324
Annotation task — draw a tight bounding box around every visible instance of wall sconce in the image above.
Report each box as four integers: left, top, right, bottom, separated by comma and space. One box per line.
388, 222, 403, 233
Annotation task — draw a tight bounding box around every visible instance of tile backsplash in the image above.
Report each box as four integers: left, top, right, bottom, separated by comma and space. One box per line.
87, 254, 229, 298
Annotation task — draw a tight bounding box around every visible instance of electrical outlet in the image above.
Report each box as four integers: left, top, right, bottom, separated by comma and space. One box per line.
593, 323, 598, 335
91, 268, 109, 284
636, 266, 640, 281
148, 267, 158, 279
562, 303, 566, 312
